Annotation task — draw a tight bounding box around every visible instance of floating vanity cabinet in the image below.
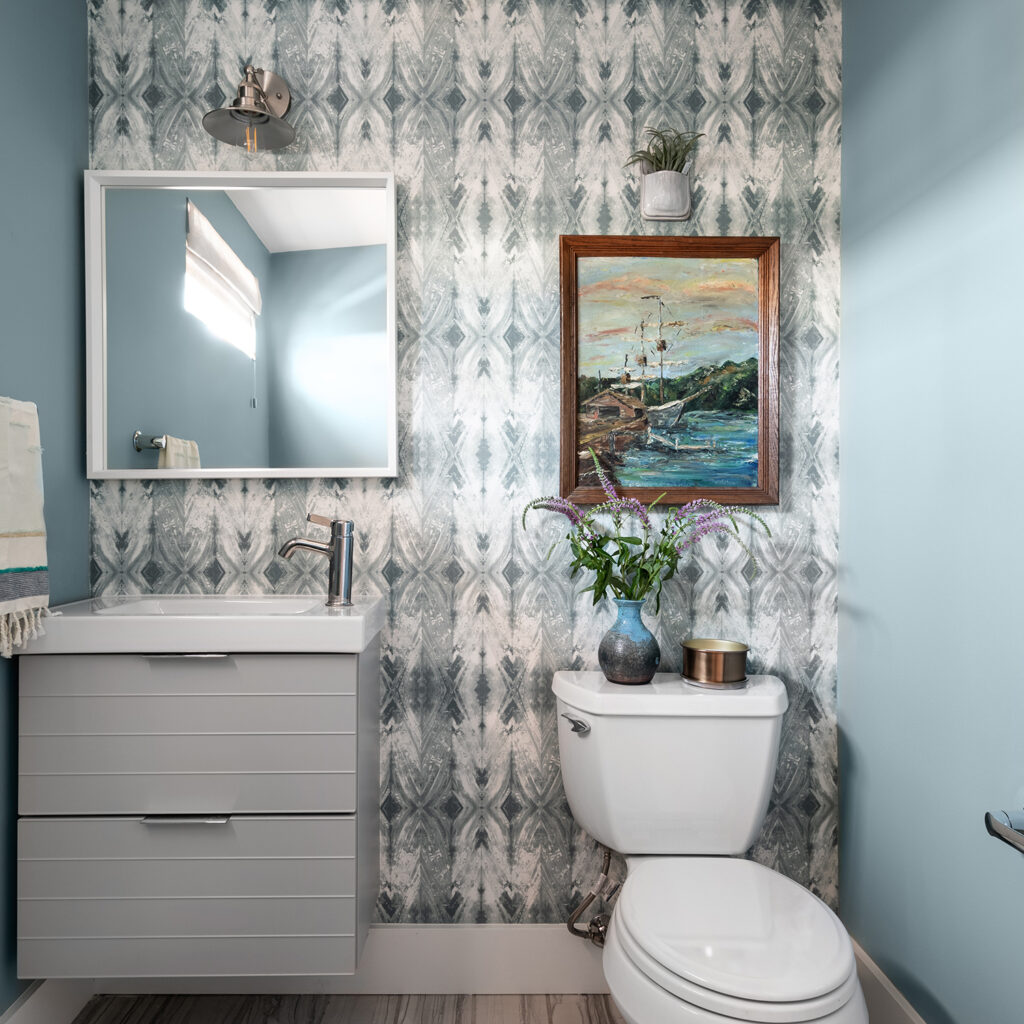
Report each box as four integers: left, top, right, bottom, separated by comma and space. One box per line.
16, 596, 383, 981
19, 654, 362, 815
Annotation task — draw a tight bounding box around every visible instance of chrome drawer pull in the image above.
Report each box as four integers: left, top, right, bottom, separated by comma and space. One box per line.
141, 815, 231, 826
141, 654, 230, 659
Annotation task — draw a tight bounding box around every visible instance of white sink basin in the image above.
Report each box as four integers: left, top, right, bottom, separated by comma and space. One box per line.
93, 595, 324, 617
25, 594, 385, 654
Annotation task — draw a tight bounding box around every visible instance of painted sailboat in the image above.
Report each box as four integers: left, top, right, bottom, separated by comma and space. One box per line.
583, 296, 712, 463
605, 295, 702, 428
646, 384, 712, 428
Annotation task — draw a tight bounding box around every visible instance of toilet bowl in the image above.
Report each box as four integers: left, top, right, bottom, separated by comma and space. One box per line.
552, 671, 867, 1024
603, 858, 867, 1023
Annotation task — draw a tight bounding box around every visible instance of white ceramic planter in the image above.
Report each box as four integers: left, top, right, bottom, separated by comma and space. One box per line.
640, 167, 692, 221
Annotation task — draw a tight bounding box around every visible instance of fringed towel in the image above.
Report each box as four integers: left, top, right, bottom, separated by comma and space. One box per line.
0, 397, 49, 657
158, 435, 201, 470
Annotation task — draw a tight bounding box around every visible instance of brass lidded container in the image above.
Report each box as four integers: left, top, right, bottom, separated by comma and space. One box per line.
681, 638, 749, 689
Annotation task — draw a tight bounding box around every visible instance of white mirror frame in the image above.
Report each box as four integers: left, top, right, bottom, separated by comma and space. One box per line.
85, 170, 398, 479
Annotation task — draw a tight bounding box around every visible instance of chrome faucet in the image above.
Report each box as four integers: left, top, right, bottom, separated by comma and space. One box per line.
278, 513, 354, 607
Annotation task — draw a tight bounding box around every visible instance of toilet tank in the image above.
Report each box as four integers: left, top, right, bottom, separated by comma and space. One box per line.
553, 671, 788, 855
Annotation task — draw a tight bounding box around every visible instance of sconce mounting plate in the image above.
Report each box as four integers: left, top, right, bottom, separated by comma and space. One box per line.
254, 69, 291, 120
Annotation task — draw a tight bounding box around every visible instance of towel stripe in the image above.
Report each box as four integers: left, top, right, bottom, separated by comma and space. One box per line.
0, 566, 47, 574
0, 569, 48, 602
0, 531, 47, 539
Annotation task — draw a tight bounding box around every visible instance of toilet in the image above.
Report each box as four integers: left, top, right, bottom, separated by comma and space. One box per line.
553, 670, 868, 1024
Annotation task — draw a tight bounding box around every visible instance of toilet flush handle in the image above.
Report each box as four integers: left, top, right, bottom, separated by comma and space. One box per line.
561, 713, 591, 736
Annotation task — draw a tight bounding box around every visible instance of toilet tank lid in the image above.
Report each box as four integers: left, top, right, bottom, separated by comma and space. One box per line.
552, 672, 787, 717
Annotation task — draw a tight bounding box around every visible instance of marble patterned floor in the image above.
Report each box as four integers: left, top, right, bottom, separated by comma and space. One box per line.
71, 994, 627, 1024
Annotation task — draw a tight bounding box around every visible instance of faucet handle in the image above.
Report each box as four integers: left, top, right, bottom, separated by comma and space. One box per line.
307, 512, 354, 538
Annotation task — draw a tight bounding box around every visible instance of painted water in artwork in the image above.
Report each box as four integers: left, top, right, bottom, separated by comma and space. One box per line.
577, 255, 759, 491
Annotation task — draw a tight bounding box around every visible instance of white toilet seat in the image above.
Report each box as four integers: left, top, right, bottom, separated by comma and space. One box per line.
604, 858, 867, 1024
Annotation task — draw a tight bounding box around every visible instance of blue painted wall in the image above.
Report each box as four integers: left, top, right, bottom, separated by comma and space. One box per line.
265, 244, 388, 468
105, 189, 271, 469
840, 1, 1024, 1022
0, 0, 89, 1009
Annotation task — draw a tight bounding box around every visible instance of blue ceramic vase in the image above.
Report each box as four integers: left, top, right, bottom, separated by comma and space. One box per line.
598, 598, 661, 685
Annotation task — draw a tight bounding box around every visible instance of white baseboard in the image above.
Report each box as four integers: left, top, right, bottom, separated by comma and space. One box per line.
6, 928, 924, 1024
99, 924, 608, 995
0, 979, 92, 1024
853, 940, 927, 1024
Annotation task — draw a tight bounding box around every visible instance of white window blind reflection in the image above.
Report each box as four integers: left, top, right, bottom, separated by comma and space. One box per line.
184, 198, 261, 359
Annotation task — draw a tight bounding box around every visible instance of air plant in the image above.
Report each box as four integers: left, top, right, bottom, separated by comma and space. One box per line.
625, 126, 704, 174
522, 450, 770, 612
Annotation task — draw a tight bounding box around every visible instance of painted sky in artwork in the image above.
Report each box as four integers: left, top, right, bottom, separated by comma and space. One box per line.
577, 256, 759, 376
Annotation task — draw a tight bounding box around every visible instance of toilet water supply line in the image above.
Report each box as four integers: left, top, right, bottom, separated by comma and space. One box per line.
567, 844, 621, 947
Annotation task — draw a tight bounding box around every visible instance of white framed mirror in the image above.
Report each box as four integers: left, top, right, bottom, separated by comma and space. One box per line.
85, 170, 397, 479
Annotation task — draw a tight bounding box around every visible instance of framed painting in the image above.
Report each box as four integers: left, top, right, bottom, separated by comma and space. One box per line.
559, 234, 779, 506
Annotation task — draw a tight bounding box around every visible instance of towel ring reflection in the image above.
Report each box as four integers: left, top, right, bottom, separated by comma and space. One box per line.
132, 431, 167, 452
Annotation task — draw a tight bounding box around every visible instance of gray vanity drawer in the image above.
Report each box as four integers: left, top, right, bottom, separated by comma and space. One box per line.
18, 815, 357, 978
19, 936, 358, 979
19, 653, 358, 696
19, 654, 357, 815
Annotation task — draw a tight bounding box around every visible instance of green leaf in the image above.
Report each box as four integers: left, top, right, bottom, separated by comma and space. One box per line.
624, 126, 704, 172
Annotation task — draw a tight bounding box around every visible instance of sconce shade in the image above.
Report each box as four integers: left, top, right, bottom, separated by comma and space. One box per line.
202, 66, 295, 153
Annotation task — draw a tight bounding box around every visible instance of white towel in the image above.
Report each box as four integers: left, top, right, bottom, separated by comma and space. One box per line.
0, 397, 49, 657
158, 435, 201, 469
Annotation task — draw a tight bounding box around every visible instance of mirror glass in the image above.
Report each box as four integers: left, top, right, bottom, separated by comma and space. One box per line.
86, 172, 396, 478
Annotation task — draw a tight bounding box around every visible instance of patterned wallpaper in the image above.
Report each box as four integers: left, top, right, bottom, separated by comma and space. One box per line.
88, 0, 841, 921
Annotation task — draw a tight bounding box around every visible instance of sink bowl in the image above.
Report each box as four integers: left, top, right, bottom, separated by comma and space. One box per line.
24, 594, 385, 654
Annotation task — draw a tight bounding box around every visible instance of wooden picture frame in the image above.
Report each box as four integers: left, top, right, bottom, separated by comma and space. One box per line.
559, 234, 779, 506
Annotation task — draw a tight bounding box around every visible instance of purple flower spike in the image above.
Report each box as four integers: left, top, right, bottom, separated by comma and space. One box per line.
620, 497, 652, 529
522, 495, 584, 529
675, 519, 730, 555
669, 498, 717, 526
590, 449, 619, 502
583, 496, 651, 531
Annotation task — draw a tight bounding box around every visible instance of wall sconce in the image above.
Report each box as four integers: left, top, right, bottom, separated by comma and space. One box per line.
202, 65, 295, 153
